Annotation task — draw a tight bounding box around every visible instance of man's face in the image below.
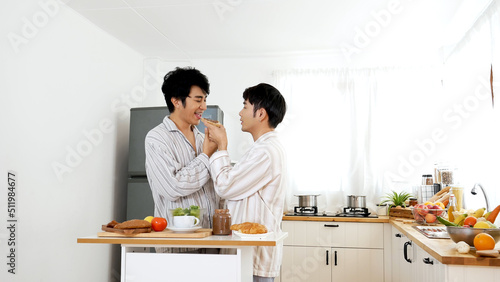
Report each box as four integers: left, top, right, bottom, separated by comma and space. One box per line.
239, 99, 258, 133
176, 85, 207, 126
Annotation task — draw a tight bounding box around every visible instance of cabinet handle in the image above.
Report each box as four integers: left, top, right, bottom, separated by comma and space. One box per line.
334, 250, 337, 266
324, 224, 339, 228
326, 250, 329, 265
395, 233, 402, 238
403, 241, 412, 263
423, 258, 434, 265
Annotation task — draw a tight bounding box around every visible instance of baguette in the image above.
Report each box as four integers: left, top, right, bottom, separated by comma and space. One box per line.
201, 118, 222, 128
429, 186, 451, 202
436, 193, 450, 207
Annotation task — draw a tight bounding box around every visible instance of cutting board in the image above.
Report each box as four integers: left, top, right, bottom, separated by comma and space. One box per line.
98, 226, 212, 238
101, 225, 151, 235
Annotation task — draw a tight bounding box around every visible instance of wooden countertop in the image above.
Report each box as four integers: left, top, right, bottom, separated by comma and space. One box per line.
282, 215, 390, 223
391, 220, 500, 267
77, 231, 287, 247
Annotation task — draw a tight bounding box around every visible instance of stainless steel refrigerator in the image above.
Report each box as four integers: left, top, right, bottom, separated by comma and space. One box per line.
126, 105, 224, 220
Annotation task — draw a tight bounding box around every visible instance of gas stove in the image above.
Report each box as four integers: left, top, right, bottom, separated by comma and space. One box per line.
285, 207, 378, 218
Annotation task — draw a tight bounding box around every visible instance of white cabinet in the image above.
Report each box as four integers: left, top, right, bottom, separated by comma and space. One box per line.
391, 226, 413, 281
391, 226, 445, 282
281, 221, 384, 282
413, 244, 446, 281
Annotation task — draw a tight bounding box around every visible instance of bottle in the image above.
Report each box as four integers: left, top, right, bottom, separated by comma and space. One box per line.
448, 194, 456, 223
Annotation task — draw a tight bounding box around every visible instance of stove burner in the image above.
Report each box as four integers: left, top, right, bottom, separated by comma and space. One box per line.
293, 206, 318, 215
343, 207, 370, 215
335, 207, 377, 217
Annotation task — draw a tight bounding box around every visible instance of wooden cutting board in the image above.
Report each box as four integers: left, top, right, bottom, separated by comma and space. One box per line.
101, 225, 151, 235
98, 226, 212, 238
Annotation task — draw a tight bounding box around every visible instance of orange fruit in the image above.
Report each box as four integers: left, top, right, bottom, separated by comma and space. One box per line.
473, 233, 496, 250
435, 202, 445, 209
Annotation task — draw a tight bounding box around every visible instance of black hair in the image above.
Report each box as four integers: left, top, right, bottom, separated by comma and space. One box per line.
242, 83, 287, 128
161, 67, 210, 112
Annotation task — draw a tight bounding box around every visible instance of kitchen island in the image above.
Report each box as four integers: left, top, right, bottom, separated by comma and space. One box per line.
78, 231, 287, 282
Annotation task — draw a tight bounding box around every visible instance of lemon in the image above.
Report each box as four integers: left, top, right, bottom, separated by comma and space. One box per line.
473, 221, 491, 228
144, 216, 154, 223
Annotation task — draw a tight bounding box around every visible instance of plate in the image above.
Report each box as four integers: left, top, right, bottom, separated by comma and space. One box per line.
233, 231, 273, 239
167, 226, 202, 232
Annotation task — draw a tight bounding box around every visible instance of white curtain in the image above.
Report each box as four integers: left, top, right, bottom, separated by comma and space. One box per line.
440, 0, 500, 208
274, 67, 443, 213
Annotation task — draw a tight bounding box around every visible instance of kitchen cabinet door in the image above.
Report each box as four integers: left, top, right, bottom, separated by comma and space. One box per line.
391, 226, 414, 282
281, 246, 331, 282
282, 221, 345, 247
414, 244, 445, 282
331, 247, 384, 282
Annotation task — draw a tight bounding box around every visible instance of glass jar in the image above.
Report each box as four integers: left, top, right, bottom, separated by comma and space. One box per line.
436, 163, 457, 186
409, 198, 418, 207
212, 209, 231, 235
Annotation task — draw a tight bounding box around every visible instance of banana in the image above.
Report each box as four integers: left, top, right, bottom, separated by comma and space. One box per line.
473, 208, 486, 218
484, 211, 491, 220
454, 213, 468, 226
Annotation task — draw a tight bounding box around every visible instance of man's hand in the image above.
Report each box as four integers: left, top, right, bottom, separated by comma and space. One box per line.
203, 128, 218, 157
203, 120, 228, 151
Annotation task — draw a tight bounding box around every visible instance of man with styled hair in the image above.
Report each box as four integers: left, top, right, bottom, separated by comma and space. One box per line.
145, 67, 219, 253
203, 83, 287, 282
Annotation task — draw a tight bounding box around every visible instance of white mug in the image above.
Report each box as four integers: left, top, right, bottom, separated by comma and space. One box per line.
173, 216, 200, 228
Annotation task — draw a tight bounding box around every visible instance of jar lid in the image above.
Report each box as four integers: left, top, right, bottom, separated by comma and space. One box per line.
215, 209, 229, 213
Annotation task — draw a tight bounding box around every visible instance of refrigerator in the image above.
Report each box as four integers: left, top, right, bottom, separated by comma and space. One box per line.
126, 105, 224, 220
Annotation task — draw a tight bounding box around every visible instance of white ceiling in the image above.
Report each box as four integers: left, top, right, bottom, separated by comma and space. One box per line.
64, 0, 492, 63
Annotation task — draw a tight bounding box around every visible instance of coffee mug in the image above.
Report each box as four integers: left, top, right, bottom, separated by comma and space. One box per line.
173, 216, 200, 228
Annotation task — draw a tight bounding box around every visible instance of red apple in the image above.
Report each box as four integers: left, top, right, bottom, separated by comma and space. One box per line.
430, 205, 441, 215
417, 205, 429, 216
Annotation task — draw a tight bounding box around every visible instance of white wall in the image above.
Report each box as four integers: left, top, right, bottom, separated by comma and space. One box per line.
0, 2, 144, 281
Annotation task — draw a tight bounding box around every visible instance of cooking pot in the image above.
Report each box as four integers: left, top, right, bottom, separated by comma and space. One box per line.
347, 195, 366, 208
295, 194, 320, 207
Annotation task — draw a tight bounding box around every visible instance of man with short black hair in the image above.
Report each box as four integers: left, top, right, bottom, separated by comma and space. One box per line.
145, 67, 219, 252
203, 83, 287, 282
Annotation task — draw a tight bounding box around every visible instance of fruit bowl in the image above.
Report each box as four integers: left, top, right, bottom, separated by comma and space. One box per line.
446, 226, 500, 246
411, 206, 447, 225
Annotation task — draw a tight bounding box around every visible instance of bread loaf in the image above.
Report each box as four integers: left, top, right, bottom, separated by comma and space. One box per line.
114, 219, 151, 229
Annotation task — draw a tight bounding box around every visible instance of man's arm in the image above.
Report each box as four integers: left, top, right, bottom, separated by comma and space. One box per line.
209, 149, 273, 200
145, 136, 211, 202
